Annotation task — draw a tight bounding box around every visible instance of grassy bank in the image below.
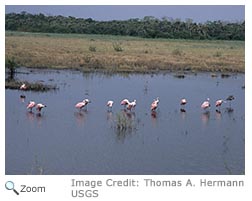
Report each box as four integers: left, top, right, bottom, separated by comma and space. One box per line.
5, 80, 57, 91
5, 31, 245, 73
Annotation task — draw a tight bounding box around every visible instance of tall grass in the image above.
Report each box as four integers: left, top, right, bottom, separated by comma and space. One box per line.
113, 112, 137, 141
5, 56, 18, 79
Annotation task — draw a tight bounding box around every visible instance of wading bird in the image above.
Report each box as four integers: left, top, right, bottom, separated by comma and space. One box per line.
20, 83, 27, 100
75, 99, 91, 111
180, 98, 187, 112
36, 103, 47, 113
20, 83, 27, 90
226, 95, 234, 107
106, 100, 114, 111
27, 101, 36, 112
127, 100, 136, 111
201, 98, 210, 110
215, 99, 224, 108
120, 99, 129, 107
151, 97, 159, 111
180, 98, 187, 106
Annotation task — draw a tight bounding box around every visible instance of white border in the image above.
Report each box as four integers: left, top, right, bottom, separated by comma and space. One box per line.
1, 1, 250, 201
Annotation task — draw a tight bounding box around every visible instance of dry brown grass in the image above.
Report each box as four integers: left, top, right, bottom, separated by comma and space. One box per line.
5, 32, 244, 73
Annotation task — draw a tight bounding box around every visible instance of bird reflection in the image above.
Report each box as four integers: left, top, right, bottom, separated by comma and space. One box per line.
151, 111, 157, 118
226, 107, 234, 113
151, 111, 158, 126
225, 107, 234, 120
26, 111, 45, 125
20, 95, 26, 103
180, 108, 186, 113
26, 111, 35, 122
121, 109, 135, 120
201, 111, 210, 124
106, 111, 113, 122
74, 111, 87, 126
36, 113, 44, 126
215, 110, 222, 120
180, 109, 186, 120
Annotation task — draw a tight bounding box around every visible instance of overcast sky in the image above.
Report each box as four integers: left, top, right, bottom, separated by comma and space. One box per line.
5, 5, 244, 23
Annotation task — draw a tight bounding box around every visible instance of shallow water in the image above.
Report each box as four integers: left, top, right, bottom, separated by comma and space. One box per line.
6, 68, 245, 175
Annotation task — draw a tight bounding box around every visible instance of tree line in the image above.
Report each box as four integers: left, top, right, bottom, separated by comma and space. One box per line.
6, 12, 245, 40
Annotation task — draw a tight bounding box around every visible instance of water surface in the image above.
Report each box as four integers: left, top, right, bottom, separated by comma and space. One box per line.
6, 68, 245, 175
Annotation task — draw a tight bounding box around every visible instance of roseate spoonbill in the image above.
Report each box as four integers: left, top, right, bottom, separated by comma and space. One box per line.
180, 98, 187, 112
151, 97, 159, 111
27, 101, 36, 111
20, 83, 27, 90
215, 99, 224, 108
75, 99, 91, 110
36, 103, 46, 112
107, 100, 114, 111
180, 98, 187, 106
120, 99, 129, 107
127, 100, 136, 111
20, 83, 27, 100
201, 98, 210, 110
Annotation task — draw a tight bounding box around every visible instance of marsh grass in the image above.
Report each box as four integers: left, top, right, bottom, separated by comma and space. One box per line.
115, 112, 135, 131
5, 31, 245, 73
113, 112, 137, 141
5, 56, 18, 79
5, 79, 57, 91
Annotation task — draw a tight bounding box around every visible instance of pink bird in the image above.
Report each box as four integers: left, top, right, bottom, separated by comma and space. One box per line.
36, 103, 46, 112
107, 100, 114, 110
127, 100, 136, 111
215, 99, 224, 108
201, 98, 210, 110
27, 101, 36, 111
151, 97, 159, 111
180, 98, 187, 106
20, 83, 27, 90
120, 99, 129, 106
75, 99, 91, 110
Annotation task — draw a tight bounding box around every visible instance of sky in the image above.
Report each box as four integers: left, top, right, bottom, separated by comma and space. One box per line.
5, 5, 244, 23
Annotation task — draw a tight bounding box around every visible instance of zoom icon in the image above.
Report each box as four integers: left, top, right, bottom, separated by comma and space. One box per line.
5, 181, 19, 195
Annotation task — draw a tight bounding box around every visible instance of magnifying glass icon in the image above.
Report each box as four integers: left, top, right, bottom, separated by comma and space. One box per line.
5, 181, 19, 195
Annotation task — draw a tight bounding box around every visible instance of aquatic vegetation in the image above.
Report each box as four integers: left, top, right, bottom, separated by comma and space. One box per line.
115, 112, 135, 132
113, 112, 138, 141
5, 80, 57, 92
174, 73, 185, 79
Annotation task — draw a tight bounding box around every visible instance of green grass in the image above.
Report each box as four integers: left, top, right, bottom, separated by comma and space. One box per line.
5, 31, 245, 73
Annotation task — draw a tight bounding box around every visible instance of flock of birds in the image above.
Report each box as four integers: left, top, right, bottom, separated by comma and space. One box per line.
19, 83, 235, 114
